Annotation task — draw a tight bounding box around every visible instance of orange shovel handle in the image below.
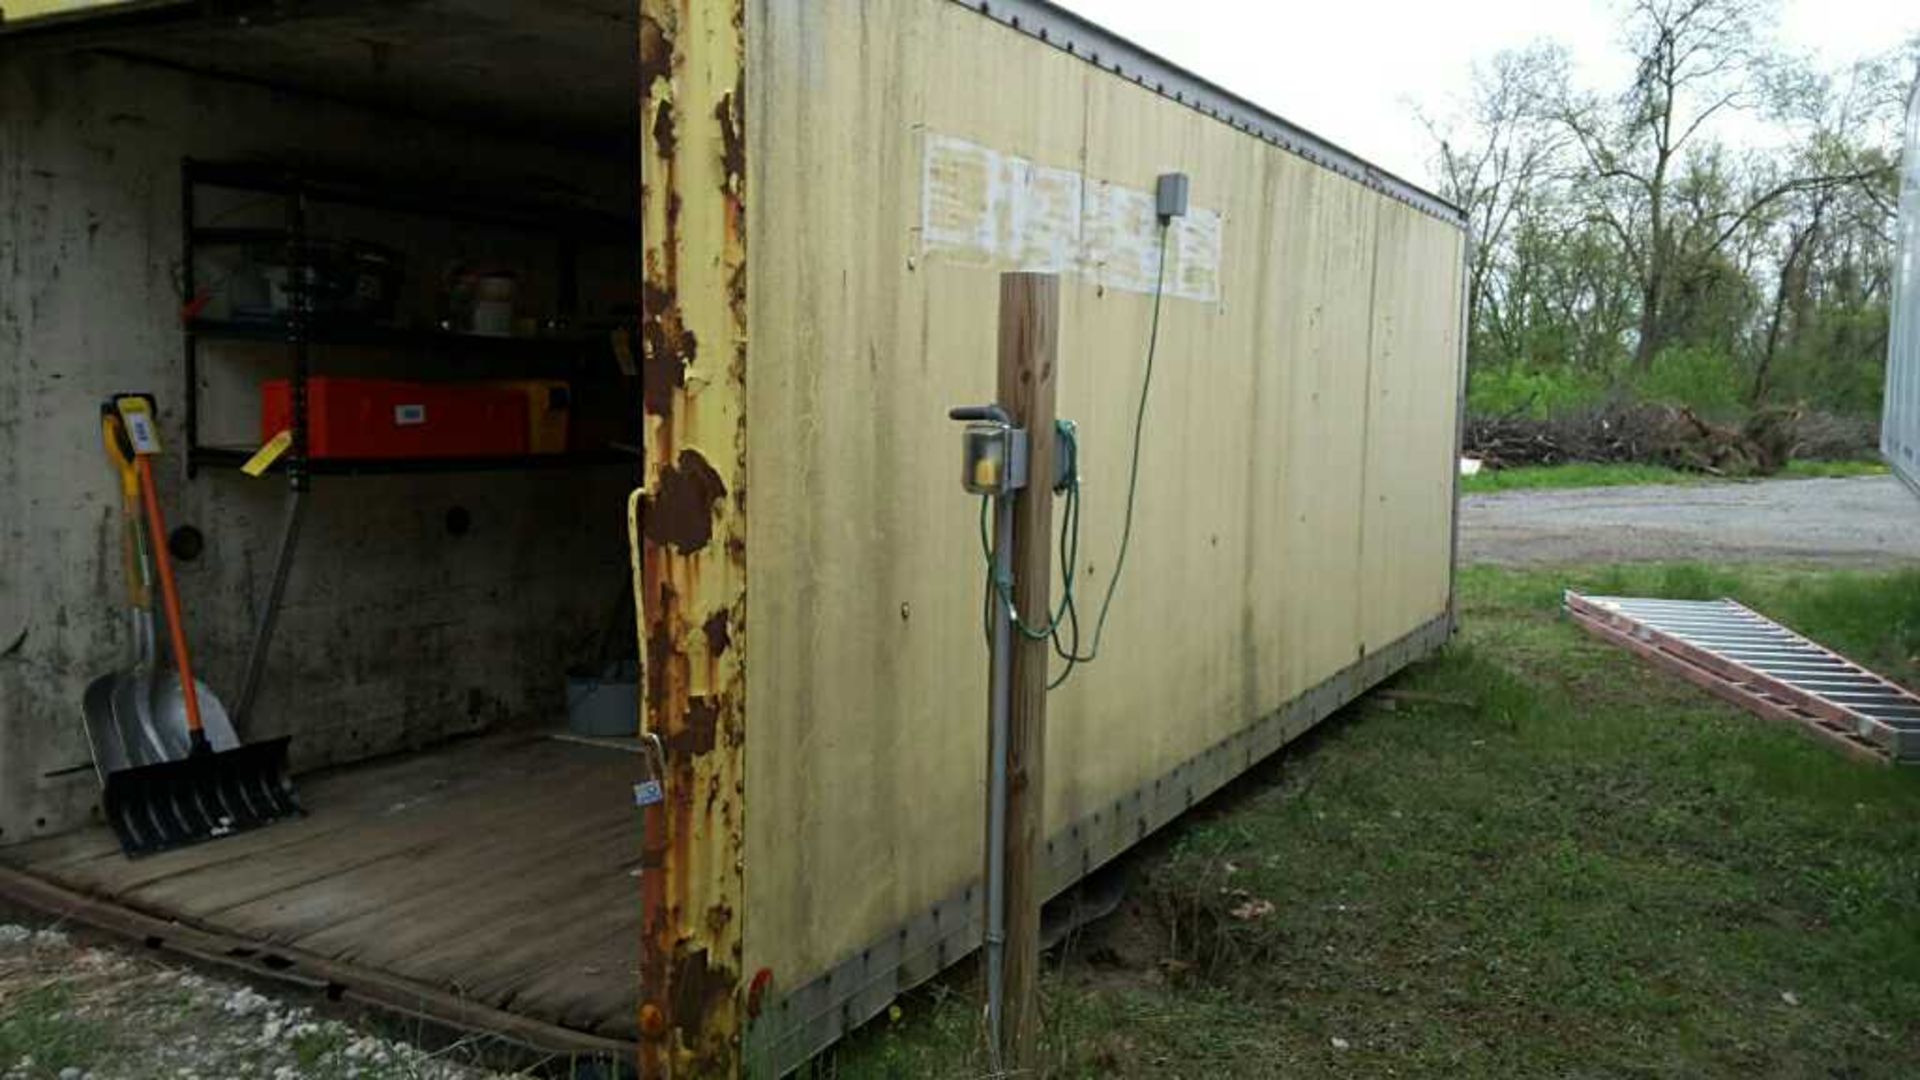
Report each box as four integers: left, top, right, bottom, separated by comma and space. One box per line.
134, 455, 204, 740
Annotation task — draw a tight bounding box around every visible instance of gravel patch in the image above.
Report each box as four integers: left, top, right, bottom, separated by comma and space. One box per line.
0, 923, 528, 1080
1460, 475, 1920, 567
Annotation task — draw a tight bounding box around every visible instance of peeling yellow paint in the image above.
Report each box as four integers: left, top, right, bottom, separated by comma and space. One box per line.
637, 0, 748, 1075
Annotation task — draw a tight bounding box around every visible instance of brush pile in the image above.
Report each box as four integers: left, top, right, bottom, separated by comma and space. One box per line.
1465, 402, 1847, 477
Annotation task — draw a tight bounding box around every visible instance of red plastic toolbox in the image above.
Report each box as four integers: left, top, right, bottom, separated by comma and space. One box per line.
261, 378, 530, 460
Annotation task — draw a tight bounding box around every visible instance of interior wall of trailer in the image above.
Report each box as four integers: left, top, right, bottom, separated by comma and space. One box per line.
0, 50, 634, 843
743, 0, 1464, 991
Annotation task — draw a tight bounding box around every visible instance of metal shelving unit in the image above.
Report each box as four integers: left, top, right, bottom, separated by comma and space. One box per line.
180, 158, 635, 480
178, 159, 639, 733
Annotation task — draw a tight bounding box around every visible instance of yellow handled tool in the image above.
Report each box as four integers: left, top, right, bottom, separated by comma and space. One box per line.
100, 411, 151, 611
92, 394, 301, 857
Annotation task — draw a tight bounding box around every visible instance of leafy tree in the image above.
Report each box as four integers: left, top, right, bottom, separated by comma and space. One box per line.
1425, 1, 1915, 421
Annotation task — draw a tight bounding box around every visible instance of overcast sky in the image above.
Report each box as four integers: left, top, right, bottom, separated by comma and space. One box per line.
1051, 0, 1919, 186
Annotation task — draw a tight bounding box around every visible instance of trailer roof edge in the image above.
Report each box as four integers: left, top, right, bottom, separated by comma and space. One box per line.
953, 0, 1468, 227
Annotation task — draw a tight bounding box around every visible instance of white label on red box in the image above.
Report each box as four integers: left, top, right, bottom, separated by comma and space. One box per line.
394, 404, 426, 426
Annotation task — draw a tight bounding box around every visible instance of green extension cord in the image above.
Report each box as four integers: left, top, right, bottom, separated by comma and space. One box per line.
979, 224, 1171, 690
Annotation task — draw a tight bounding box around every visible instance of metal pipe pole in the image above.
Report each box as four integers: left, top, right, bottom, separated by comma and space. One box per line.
983, 490, 1015, 1071
235, 489, 305, 727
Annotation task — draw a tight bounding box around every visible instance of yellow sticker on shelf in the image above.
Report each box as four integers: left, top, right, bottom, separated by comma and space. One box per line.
242, 429, 292, 477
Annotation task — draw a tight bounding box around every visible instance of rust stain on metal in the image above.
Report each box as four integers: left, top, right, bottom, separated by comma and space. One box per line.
651, 98, 679, 162
645, 592, 678, 712
639, 281, 692, 419
715, 88, 745, 193
665, 192, 684, 271
644, 450, 726, 554
639, 12, 672, 93
725, 261, 746, 332
638, 793, 670, 1065
703, 611, 731, 658
745, 969, 774, 1020
670, 948, 740, 1071
669, 696, 720, 757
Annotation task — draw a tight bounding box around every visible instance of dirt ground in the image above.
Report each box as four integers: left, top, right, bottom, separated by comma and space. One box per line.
1460, 474, 1920, 567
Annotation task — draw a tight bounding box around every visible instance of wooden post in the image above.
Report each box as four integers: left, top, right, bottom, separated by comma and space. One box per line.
996, 272, 1058, 1070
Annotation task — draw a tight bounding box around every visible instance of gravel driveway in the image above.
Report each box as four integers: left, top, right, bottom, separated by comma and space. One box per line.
1460, 475, 1920, 567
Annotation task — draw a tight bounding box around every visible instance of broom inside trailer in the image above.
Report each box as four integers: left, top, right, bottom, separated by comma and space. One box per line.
99, 394, 300, 856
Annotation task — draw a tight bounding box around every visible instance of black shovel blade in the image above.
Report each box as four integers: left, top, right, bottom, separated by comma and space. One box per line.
102, 737, 301, 858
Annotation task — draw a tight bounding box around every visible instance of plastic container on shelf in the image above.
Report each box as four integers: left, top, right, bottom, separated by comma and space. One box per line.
488, 379, 572, 454
260, 377, 529, 459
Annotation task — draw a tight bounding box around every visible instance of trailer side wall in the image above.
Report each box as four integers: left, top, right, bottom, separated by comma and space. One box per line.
739, 0, 1465, 1067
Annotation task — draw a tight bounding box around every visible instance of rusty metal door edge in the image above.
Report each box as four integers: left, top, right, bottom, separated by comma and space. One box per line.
743, 611, 1455, 1077
0, 864, 635, 1063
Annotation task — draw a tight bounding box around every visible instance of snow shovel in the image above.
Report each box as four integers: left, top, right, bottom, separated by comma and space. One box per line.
83, 407, 243, 778
97, 394, 300, 857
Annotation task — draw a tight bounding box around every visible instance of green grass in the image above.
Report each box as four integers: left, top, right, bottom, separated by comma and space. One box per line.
1470, 563, 1920, 689
0, 986, 106, 1078
1462, 462, 1696, 494
826, 564, 1920, 1079
1781, 459, 1889, 480
1462, 459, 1887, 494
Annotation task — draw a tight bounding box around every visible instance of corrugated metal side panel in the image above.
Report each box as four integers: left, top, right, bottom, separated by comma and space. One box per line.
1361, 203, 1466, 652
1884, 79, 1920, 492
740, 0, 1466, 1070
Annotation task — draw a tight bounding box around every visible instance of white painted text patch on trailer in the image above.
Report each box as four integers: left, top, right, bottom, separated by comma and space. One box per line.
920, 134, 1223, 304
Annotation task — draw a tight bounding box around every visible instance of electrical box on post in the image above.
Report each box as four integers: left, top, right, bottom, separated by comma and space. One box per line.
960, 422, 1029, 496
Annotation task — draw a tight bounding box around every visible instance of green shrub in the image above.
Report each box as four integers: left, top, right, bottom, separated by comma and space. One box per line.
1467, 363, 1610, 419
1629, 346, 1747, 417
1769, 351, 1887, 417
1467, 335, 1886, 433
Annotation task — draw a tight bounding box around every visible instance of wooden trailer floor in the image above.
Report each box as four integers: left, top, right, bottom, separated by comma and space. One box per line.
0, 732, 643, 1045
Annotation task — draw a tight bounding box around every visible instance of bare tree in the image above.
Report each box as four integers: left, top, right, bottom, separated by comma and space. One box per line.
1561, 0, 1775, 370
1421, 44, 1569, 355
1748, 55, 1907, 402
